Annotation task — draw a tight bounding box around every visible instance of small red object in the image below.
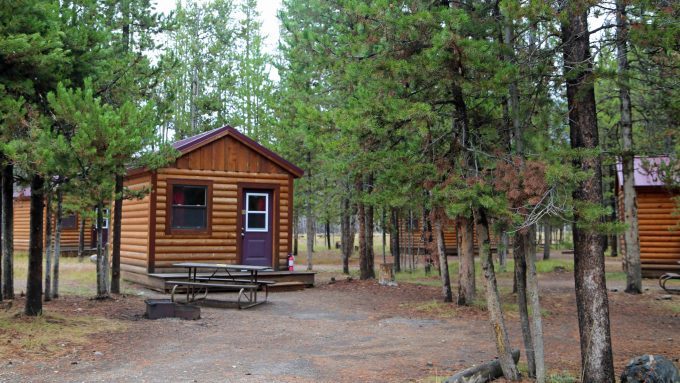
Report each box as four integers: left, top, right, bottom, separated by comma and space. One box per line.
287, 254, 295, 271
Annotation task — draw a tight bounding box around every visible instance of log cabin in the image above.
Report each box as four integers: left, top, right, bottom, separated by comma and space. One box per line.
616, 156, 680, 277
12, 188, 97, 253
120, 126, 311, 288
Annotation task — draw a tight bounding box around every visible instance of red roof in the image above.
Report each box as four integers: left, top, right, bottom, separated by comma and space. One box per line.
616, 156, 674, 187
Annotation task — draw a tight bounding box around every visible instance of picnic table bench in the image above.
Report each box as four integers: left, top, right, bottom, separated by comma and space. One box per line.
167, 262, 273, 309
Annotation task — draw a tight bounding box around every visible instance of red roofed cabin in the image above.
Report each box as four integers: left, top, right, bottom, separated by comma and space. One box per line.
121, 126, 308, 288
616, 156, 680, 277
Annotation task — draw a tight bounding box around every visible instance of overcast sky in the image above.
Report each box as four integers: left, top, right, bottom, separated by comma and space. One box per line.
154, 0, 283, 54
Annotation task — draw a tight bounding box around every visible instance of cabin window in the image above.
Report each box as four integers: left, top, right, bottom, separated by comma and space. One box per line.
166, 179, 213, 235
245, 193, 268, 232
61, 214, 77, 229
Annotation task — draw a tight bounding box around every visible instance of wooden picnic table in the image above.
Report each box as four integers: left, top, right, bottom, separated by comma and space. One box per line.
168, 262, 274, 309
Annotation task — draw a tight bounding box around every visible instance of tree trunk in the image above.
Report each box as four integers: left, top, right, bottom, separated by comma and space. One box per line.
96, 203, 109, 298
499, 230, 508, 272
364, 177, 375, 280
325, 219, 331, 250
111, 174, 123, 294
1, 162, 13, 299
305, 211, 314, 271
25, 175, 45, 316
513, 230, 535, 377
434, 210, 452, 302
341, 197, 351, 274
525, 230, 546, 383
391, 208, 401, 272
457, 215, 475, 306
44, 195, 53, 302
561, 4, 615, 381
77, 216, 86, 262
444, 349, 520, 383
617, 0, 641, 294
52, 189, 63, 299
357, 183, 367, 279
474, 207, 520, 380
381, 209, 386, 264
543, 224, 551, 260
293, 212, 298, 256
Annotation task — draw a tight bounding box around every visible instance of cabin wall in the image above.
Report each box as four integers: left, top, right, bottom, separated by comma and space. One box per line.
150, 136, 292, 272
397, 214, 458, 255
119, 173, 152, 275
619, 188, 680, 276
12, 199, 93, 253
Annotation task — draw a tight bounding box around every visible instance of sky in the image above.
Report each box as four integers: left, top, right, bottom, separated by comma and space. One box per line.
154, 0, 283, 54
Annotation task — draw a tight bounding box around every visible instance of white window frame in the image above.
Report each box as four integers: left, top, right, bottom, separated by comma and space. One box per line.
245, 192, 268, 232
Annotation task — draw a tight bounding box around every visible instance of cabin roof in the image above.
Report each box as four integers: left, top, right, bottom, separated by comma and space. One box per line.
129, 126, 303, 178
616, 156, 674, 188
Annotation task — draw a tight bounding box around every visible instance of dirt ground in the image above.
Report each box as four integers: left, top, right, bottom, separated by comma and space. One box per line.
0, 253, 678, 383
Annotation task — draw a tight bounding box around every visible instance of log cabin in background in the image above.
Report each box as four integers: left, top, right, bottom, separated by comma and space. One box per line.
616, 156, 680, 277
12, 188, 100, 254
120, 126, 313, 289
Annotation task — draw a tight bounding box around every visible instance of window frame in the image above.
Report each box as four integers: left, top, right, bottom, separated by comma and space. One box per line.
165, 179, 213, 236
245, 192, 269, 232
61, 214, 78, 230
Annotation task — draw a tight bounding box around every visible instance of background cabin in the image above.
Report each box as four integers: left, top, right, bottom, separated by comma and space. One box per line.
11, 188, 96, 254
616, 156, 680, 277
120, 126, 304, 286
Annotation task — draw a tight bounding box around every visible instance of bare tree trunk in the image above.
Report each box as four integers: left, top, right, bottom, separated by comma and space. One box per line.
357, 179, 367, 278
381, 209, 386, 264
391, 208, 401, 272
44, 195, 53, 302
561, 4, 615, 380
434, 209, 452, 302
96, 203, 109, 298
457, 215, 475, 306
617, 0, 641, 294
325, 219, 331, 250
513, 230, 535, 376
293, 212, 298, 256
52, 189, 62, 298
306, 210, 314, 271
341, 197, 351, 274
525, 231, 546, 383
77, 216, 86, 262
543, 224, 551, 260
25, 175, 45, 316
499, 230, 509, 272
1, 161, 13, 299
364, 176, 375, 279
111, 174, 123, 294
474, 207, 520, 380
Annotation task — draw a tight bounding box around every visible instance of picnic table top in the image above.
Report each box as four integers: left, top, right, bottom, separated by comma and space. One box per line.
172, 262, 272, 271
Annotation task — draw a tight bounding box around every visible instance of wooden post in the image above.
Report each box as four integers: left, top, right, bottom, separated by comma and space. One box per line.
379, 263, 395, 286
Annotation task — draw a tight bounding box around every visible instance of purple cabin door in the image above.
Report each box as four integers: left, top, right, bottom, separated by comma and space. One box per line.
241, 190, 273, 266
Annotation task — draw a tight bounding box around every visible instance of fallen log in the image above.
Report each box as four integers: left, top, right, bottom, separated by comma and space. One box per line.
443, 349, 521, 383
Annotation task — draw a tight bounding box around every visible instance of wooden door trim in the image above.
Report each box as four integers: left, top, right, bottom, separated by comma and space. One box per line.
236, 183, 280, 269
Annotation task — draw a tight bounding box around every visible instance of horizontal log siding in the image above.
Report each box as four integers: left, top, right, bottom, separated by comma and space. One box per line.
120, 174, 151, 269
13, 199, 93, 252
153, 170, 291, 271
636, 190, 680, 273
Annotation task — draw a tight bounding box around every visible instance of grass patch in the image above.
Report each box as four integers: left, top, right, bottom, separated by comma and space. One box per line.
0, 309, 126, 357
661, 300, 680, 313
404, 300, 456, 318
548, 372, 578, 383
605, 271, 626, 281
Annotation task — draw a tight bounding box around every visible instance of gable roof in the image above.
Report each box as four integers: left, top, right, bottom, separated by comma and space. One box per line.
616, 156, 674, 187
173, 126, 303, 178
127, 126, 304, 178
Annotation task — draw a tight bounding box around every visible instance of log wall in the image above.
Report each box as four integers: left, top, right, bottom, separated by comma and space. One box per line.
619, 188, 680, 276
12, 199, 93, 253
119, 173, 152, 274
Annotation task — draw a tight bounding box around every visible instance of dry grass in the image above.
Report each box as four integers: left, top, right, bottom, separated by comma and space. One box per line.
0, 308, 126, 358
